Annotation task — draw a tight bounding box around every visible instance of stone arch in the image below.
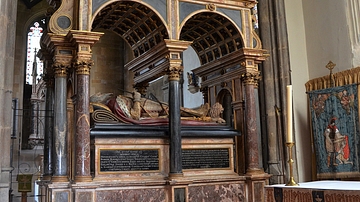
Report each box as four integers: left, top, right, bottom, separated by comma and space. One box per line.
91, 0, 170, 59
179, 11, 245, 66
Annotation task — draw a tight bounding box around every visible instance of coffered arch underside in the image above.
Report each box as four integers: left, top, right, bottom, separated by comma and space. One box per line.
179, 10, 245, 65
91, 0, 261, 67
91, 0, 169, 59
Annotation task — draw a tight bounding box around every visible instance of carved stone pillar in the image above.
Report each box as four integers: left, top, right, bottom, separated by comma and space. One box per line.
242, 70, 262, 174
52, 62, 69, 182
67, 31, 103, 182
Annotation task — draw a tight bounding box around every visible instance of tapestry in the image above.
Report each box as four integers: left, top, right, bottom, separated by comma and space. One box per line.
308, 84, 360, 179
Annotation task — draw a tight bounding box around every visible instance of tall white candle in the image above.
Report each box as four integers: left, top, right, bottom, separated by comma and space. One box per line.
286, 85, 293, 143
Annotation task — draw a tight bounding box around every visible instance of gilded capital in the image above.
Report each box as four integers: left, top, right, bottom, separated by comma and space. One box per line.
74, 60, 94, 75
241, 71, 261, 86
53, 63, 69, 77
167, 58, 183, 81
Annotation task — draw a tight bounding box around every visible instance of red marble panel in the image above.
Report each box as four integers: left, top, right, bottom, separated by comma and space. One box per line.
188, 183, 245, 202
96, 188, 166, 202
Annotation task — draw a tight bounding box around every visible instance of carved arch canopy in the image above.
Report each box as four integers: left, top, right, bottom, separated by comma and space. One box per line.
90, 1, 263, 88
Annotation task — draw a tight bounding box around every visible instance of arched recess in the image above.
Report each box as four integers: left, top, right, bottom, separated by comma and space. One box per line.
179, 11, 244, 66
90, 0, 171, 96
217, 88, 234, 127
91, 0, 170, 59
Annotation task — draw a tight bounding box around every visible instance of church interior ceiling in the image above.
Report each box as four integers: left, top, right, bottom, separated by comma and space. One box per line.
92, 1, 243, 66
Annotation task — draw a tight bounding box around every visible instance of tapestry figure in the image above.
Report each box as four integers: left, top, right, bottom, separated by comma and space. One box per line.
323, 117, 352, 167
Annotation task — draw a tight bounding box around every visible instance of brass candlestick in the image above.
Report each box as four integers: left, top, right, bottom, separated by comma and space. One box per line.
285, 142, 299, 186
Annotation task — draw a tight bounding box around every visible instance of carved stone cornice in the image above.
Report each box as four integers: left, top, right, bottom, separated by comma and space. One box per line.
241, 71, 261, 86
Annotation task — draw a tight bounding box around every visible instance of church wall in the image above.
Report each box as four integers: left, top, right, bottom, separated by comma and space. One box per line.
285, 1, 356, 183
182, 47, 203, 109
302, 1, 352, 79
345, 1, 360, 68
8, 2, 49, 201
284, 0, 312, 183
90, 29, 131, 97
14, 2, 47, 113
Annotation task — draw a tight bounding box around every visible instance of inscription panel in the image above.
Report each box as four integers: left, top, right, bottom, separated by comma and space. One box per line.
182, 148, 230, 169
99, 149, 159, 172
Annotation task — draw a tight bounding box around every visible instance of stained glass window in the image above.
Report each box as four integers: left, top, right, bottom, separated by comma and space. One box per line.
26, 20, 45, 85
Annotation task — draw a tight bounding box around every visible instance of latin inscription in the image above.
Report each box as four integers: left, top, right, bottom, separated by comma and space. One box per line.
182, 148, 230, 169
100, 149, 159, 172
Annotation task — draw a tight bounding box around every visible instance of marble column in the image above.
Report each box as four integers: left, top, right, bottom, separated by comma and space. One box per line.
161, 40, 191, 177
52, 63, 69, 182
43, 75, 54, 179
39, 49, 55, 180
242, 71, 262, 174
168, 61, 183, 176
67, 30, 103, 182
74, 61, 92, 182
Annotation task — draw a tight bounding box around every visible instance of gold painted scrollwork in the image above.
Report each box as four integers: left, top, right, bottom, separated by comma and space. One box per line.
206, 4, 216, 11
241, 71, 261, 86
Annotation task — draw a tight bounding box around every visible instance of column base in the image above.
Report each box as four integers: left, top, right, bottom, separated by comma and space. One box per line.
74, 175, 92, 183
42, 175, 52, 181
51, 176, 69, 182
167, 173, 184, 180
246, 168, 265, 175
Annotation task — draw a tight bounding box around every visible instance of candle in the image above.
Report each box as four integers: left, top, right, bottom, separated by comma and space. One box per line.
286, 85, 293, 143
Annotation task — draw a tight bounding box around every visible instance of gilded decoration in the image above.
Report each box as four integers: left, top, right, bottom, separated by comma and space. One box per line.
305, 66, 360, 92
167, 59, 183, 81
241, 71, 261, 86
74, 60, 94, 75
53, 63, 69, 77
206, 4, 216, 11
